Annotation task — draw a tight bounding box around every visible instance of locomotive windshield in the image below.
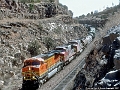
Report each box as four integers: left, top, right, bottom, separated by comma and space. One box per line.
24, 60, 40, 67
32, 61, 40, 65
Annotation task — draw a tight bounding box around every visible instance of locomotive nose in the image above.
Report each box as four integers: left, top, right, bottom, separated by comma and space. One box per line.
29, 67, 31, 70
22, 66, 37, 80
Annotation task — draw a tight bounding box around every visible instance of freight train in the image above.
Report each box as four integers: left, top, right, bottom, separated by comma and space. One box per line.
21, 28, 96, 90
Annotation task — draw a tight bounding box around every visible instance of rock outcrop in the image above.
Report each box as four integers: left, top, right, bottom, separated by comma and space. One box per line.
0, 0, 73, 20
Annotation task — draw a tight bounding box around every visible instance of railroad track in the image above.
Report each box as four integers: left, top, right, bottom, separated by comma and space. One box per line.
53, 58, 85, 90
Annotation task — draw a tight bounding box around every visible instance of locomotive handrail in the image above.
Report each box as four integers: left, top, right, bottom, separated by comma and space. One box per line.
32, 71, 39, 80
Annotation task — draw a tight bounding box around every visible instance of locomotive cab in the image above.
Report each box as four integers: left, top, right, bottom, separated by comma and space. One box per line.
22, 58, 48, 81
56, 44, 76, 64
55, 46, 68, 62
69, 40, 84, 54
22, 50, 63, 89
22, 58, 48, 89
23, 59, 40, 67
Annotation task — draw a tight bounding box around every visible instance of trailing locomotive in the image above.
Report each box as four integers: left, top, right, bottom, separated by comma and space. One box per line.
21, 27, 95, 90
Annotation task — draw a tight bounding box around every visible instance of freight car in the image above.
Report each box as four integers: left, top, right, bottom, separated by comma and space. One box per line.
21, 28, 95, 90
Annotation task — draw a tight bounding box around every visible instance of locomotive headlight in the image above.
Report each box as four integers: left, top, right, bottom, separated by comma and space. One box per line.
29, 67, 31, 70
32, 76, 36, 80
32, 76, 35, 79
24, 77, 26, 79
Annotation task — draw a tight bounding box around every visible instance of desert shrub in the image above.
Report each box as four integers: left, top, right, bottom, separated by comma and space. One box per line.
101, 14, 108, 19
49, 0, 54, 2
29, 3, 34, 12
69, 10, 73, 16
38, 23, 43, 30
53, 27, 61, 34
27, 40, 41, 56
12, 58, 17, 66
44, 37, 55, 51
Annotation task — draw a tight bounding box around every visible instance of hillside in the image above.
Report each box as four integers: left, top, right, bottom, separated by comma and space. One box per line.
0, 0, 89, 90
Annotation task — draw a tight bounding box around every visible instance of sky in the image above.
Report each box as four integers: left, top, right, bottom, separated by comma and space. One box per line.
59, 0, 119, 17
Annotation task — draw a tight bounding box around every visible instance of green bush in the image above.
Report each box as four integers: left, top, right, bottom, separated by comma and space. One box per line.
101, 14, 108, 19
27, 40, 41, 56
38, 23, 43, 30
44, 37, 55, 51
29, 4, 34, 12
53, 27, 61, 34
49, 0, 54, 2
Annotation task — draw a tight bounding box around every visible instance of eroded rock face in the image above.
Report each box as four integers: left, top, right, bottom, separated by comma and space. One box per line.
0, 0, 72, 20
73, 25, 120, 90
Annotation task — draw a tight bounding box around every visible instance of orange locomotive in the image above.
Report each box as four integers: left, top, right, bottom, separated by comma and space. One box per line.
22, 50, 63, 89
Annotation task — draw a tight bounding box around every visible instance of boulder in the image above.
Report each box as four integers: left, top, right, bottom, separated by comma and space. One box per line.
0, 58, 4, 65
14, 51, 21, 58
114, 49, 120, 70
0, 80, 4, 87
